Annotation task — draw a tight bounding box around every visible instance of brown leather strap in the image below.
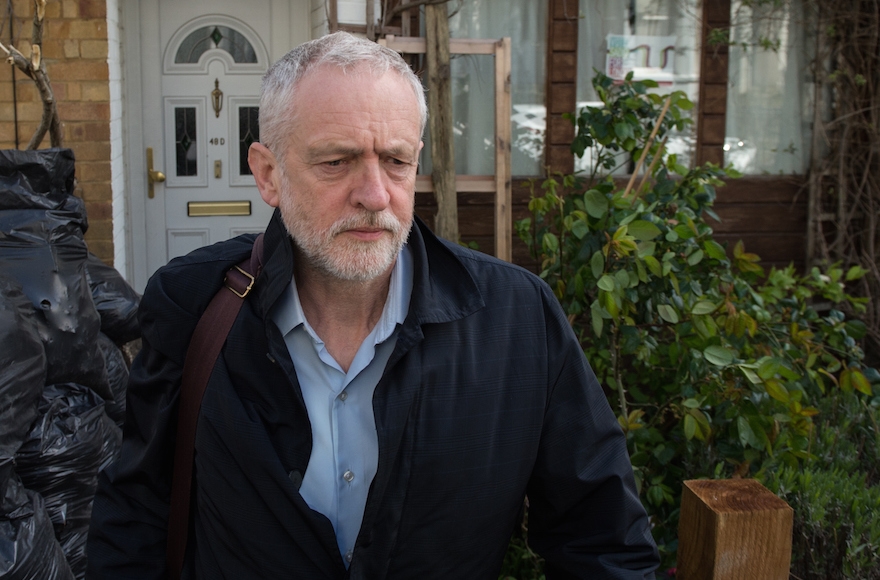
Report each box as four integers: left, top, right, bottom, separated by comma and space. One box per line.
166, 233, 264, 579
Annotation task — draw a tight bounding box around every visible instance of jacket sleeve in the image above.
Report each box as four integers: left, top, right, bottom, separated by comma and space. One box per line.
86, 269, 203, 579
525, 286, 660, 579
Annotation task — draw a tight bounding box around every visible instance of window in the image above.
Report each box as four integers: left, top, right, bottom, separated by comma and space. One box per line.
577, 0, 701, 173
419, 0, 547, 176
725, 0, 811, 174
175, 26, 258, 64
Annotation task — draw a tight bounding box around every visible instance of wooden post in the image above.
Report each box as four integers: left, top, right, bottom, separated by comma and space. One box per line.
677, 479, 793, 580
424, 2, 459, 243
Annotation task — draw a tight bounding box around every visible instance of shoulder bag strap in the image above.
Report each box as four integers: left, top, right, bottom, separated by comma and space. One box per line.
166, 233, 265, 579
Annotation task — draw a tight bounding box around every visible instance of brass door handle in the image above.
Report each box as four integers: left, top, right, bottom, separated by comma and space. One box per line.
146, 147, 166, 198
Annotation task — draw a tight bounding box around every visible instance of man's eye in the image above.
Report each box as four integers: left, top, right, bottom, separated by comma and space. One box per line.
326, 159, 344, 167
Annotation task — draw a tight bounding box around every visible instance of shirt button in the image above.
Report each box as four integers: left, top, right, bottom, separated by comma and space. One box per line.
339, 391, 348, 401
345, 551, 353, 563
342, 470, 355, 483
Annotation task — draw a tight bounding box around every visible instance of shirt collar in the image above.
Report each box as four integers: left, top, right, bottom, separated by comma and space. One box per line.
272, 244, 413, 345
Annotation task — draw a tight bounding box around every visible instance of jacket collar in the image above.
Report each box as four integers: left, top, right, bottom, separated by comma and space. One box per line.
253, 209, 485, 330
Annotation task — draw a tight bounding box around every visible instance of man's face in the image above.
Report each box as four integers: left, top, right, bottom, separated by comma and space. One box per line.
273, 65, 423, 281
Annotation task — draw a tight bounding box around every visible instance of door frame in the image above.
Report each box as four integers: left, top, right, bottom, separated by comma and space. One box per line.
120, 0, 313, 291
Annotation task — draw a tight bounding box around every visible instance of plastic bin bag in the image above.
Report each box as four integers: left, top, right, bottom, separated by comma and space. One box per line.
0, 148, 107, 393
0, 274, 46, 488
85, 252, 141, 345
15, 383, 122, 578
0, 487, 75, 579
96, 333, 128, 428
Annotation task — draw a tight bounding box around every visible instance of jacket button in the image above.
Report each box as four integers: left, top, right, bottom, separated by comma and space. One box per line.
289, 470, 303, 490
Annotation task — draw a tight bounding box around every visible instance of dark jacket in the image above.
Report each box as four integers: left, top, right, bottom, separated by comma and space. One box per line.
87, 210, 658, 579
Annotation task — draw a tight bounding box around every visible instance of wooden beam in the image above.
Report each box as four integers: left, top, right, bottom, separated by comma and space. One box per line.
424, 3, 458, 243
415, 175, 495, 193
328, 0, 338, 33
494, 37, 512, 262
381, 35, 513, 261
677, 479, 793, 580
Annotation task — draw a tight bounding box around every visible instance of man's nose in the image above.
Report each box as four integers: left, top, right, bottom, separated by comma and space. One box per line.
351, 160, 391, 211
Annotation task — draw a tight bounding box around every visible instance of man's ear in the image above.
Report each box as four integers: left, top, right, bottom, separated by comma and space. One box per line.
248, 142, 281, 208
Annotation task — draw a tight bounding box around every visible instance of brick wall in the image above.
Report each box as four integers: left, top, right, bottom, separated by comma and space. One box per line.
1, 0, 114, 264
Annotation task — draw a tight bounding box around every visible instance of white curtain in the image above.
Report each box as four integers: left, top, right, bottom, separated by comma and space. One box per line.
420, 0, 547, 176
576, 0, 701, 173
725, 0, 811, 174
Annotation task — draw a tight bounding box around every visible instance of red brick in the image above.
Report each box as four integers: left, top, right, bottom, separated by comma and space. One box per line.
65, 121, 110, 141
57, 101, 110, 121
80, 39, 107, 59
79, 0, 107, 19
76, 160, 111, 181
76, 178, 111, 199
84, 200, 112, 220
49, 60, 109, 81
70, 140, 111, 161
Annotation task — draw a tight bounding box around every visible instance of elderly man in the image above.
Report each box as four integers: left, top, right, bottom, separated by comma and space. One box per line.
87, 32, 658, 578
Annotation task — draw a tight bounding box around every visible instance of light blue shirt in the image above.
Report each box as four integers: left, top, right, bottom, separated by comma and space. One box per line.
270, 246, 412, 567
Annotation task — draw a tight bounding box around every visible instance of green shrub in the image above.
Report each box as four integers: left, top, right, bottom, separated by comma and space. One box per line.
511, 71, 878, 570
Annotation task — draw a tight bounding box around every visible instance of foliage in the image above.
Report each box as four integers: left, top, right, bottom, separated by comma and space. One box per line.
764, 388, 880, 579
512, 71, 878, 570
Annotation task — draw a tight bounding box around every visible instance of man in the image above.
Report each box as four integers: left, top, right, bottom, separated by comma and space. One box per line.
87, 32, 658, 578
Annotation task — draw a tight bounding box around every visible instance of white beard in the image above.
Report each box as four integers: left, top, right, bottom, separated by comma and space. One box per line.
279, 190, 411, 282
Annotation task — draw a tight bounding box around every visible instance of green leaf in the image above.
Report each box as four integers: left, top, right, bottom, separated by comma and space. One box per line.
571, 219, 589, 239
757, 358, 781, 380
644, 255, 662, 277
739, 365, 762, 385
683, 414, 697, 440
637, 241, 656, 258
627, 220, 662, 241
765, 378, 789, 403
636, 259, 648, 283
704, 239, 727, 261
591, 301, 604, 337
851, 369, 873, 395
657, 304, 679, 324
704, 345, 734, 367
590, 251, 605, 279
737, 416, 759, 449
614, 121, 635, 141
597, 274, 616, 292
687, 249, 704, 266
542, 232, 559, 253
584, 189, 609, 218
614, 269, 631, 289
691, 301, 717, 315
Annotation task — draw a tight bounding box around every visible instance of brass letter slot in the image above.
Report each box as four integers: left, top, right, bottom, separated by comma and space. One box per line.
187, 201, 252, 217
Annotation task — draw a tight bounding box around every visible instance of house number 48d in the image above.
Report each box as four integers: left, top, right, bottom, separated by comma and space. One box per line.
209, 137, 225, 145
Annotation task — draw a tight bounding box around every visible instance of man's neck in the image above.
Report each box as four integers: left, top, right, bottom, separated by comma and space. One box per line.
294, 259, 394, 373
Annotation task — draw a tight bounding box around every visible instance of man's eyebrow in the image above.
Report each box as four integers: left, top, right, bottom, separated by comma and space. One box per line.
380, 143, 419, 160
305, 144, 364, 162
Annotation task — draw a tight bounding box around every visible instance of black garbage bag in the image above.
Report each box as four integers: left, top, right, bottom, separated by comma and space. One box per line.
96, 333, 128, 428
0, 149, 80, 218
0, 486, 75, 580
84, 252, 141, 345
0, 273, 46, 489
15, 383, 122, 579
0, 148, 107, 393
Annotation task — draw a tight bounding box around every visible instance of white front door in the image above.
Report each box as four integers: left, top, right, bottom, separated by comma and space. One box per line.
125, 0, 311, 290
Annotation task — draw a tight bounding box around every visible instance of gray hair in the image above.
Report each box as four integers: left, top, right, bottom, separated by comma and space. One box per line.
259, 31, 427, 156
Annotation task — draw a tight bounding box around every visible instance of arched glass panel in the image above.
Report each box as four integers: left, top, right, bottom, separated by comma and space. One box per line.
175, 26, 258, 64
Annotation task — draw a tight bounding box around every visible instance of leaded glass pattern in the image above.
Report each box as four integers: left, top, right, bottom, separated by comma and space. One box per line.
175, 26, 258, 64
175, 107, 198, 177
239, 106, 259, 176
